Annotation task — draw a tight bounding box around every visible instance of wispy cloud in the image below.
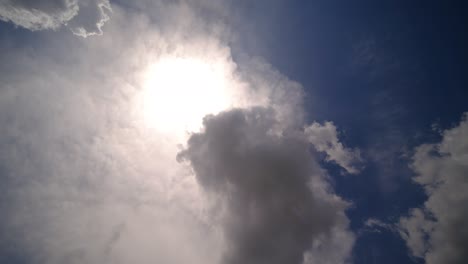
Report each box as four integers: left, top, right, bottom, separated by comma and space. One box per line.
305, 121, 363, 174
0, 0, 111, 37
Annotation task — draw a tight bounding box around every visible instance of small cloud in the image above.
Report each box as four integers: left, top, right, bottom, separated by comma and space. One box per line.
305, 121, 364, 174
363, 218, 397, 234
68, 0, 111, 38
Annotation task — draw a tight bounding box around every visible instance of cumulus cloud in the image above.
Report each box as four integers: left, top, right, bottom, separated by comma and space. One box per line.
0, 0, 111, 37
0, 4, 231, 264
399, 113, 468, 264
178, 108, 354, 264
0, 1, 358, 264
305, 122, 363, 174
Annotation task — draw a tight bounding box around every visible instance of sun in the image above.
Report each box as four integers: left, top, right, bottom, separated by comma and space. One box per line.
139, 56, 233, 135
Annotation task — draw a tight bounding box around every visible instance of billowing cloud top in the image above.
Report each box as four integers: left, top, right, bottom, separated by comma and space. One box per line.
178, 108, 354, 264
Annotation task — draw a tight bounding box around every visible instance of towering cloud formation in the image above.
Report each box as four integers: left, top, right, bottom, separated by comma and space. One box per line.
0, 0, 111, 37
0, 1, 357, 264
399, 113, 468, 264
178, 108, 354, 264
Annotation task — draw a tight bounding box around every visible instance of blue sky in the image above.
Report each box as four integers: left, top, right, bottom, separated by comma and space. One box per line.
0, 1, 467, 264
227, 2, 468, 263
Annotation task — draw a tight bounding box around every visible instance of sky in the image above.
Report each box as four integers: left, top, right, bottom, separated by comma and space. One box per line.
0, 1, 467, 264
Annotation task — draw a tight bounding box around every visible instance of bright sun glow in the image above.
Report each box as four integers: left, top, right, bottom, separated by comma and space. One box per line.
140, 56, 232, 134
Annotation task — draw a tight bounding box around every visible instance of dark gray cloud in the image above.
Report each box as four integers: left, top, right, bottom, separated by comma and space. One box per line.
399, 113, 468, 264
178, 107, 354, 264
0, 0, 111, 37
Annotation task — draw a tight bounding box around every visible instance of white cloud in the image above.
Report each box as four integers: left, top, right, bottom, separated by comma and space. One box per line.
305, 121, 363, 174
362, 218, 398, 234
399, 113, 468, 264
68, 0, 111, 37
0, 0, 111, 37
0, 0, 79, 31
0, 1, 357, 264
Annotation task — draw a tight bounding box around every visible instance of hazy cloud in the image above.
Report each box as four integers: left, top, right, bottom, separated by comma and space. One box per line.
0, 4, 232, 264
0, 1, 357, 264
178, 108, 354, 264
305, 122, 363, 174
0, 0, 111, 37
399, 113, 468, 264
